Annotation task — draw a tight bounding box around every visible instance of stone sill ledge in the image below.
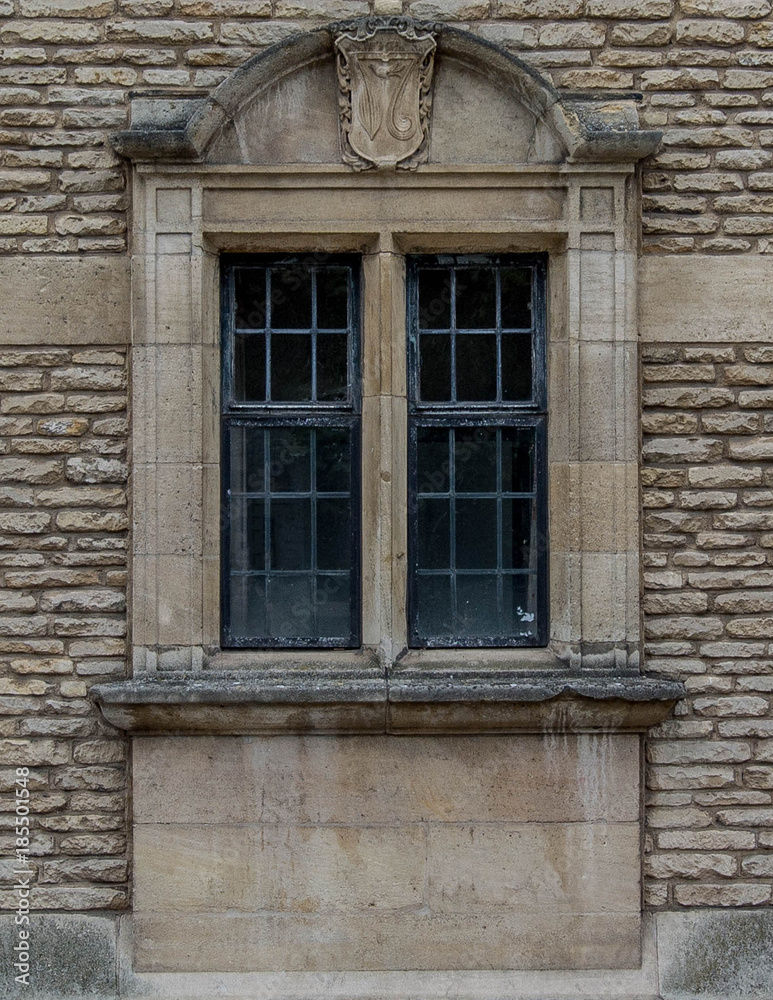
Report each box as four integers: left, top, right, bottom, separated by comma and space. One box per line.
92, 669, 683, 736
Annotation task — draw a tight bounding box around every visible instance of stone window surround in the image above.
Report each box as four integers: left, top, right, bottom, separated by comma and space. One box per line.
93, 22, 683, 735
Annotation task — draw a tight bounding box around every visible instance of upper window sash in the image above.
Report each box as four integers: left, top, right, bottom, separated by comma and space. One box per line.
222, 254, 361, 414
407, 254, 547, 414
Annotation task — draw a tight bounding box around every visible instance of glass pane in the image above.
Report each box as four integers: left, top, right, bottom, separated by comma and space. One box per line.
502, 497, 537, 570
418, 498, 450, 569
316, 428, 350, 493
271, 266, 312, 328
419, 334, 451, 401
501, 267, 532, 329
317, 498, 350, 571
417, 426, 449, 494
235, 268, 266, 330
228, 575, 266, 639
270, 498, 311, 571
418, 268, 451, 329
269, 428, 310, 492
317, 574, 351, 636
268, 575, 313, 638
317, 333, 348, 402
316, 268, 349, 329
455, 427, 497, 493
457, 575, 498, 637
456, 268, 495, 329
229, 499, 264, 571
502, 574, 538, 638
456, 498, 497, 569
502, 427, 535, 494
234, 334, 266, 402
230, 425, 264, 493
271, 334, 311, 401
502, 334, 532, 402
416, 575, 452, 637
456, 334, 496, 401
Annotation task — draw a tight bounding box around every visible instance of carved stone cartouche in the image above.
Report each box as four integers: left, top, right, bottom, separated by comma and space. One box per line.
333, 17, 437, 171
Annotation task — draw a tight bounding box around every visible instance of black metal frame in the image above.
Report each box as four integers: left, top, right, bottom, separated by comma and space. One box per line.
406, 254, 549, 648
220, 254, 362, 649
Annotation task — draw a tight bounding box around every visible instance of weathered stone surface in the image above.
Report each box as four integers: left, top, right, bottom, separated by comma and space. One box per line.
133, 734, 641, 826
643, 256, 773, 338
642, 438, 723, 463
658, 910, 773, 999
0, 913, 118, 999
134, 908, 641, 972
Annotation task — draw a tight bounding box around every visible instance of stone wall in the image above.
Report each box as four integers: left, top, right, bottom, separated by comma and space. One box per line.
0, 347, 129, 912
643, 342, 773, 908
4, 0, 773, 253
0, 0, 772, 935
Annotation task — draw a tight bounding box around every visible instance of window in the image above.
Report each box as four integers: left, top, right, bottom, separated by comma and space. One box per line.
407, 255, 548, 648
221, 251, 546, 652
121, 64, 647, 680
221, 255, 361, 648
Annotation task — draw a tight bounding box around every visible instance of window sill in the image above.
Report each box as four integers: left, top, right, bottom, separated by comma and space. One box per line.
92, 659, 683, 736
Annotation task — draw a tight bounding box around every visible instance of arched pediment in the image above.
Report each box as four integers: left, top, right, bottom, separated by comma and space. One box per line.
113, 18, 660, 167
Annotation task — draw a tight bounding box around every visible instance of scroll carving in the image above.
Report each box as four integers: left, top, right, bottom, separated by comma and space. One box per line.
332, 17, 438, 171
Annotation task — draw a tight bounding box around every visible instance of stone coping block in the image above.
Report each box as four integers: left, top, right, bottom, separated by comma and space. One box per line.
92, 668, 683, 735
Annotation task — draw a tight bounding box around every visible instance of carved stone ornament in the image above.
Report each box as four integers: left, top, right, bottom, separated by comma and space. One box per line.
332, 17, 438, 171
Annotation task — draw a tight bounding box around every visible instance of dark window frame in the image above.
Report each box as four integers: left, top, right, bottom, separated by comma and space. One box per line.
406, 254, 549, 649
220, 253, 362, 649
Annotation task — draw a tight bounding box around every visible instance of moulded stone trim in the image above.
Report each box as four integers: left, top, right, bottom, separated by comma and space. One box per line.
110, 20, 661, 167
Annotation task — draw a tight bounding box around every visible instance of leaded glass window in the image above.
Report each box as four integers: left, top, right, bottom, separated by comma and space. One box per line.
407, 255, 548, 647
221, 256, 361, 648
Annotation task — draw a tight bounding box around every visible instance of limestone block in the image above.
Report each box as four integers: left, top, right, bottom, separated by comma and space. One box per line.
133, 735, 641, 826
155, 346, 202, 464
134, 910, 642, 973
578, 245, 617, 343
429, 56, 563, 165
155, 554, 203, 646
0, 256, 129, 345
427, 822, 640, 914
154, 234, 193, 344
640, 255, 773, 341
581, 550, 631, 641
578, 342, 618, 461
135, 823, 425, 913
202, 185, 564, 228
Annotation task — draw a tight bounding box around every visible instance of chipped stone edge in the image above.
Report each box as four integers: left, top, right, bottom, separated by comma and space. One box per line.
91, 670, 683, 736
